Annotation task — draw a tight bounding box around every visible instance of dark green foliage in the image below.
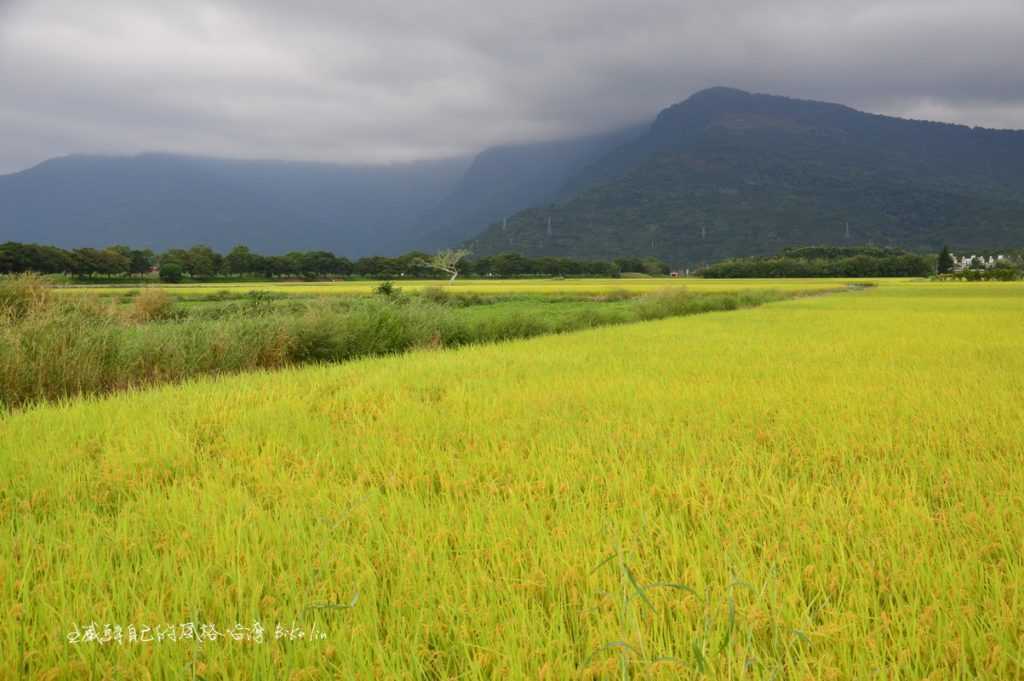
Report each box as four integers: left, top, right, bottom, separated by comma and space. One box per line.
128, 249, 154, 276
225, 245, 255, 275
34, 246, 129, 277
0, 241, 654, 280
186, 245, 221, 277
937, 245, 955, 274
470, 88, 1024, 265
701, 247, 935, 278
0, 242, 73, 274
988, 268, 1022, 281
464, 253, 624, 277
779, 246, 910, 260
158, 262, 183, 283
956, 267, 1022, 281
612, 257, 671, 275
375, 281, 398, 297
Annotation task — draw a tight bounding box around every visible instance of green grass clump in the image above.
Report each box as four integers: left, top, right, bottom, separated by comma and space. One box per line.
0, 281, 808, 409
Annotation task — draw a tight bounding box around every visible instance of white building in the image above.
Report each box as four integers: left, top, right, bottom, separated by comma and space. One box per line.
950, 253, 1007, 272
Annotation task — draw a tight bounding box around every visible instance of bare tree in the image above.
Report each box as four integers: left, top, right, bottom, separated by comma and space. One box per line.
417, 249, 470, 283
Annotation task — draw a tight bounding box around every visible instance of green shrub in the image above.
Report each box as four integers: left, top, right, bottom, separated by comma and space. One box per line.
375, 281, 398, 297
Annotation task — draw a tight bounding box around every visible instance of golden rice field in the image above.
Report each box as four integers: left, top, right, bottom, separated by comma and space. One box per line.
2, 281, 1022, 679
60, 276, 896, 298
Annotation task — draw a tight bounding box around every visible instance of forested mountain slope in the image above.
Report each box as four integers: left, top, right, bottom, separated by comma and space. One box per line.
470, 87, 1024, 265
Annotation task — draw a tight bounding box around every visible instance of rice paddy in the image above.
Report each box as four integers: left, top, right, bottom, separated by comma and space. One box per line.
2, 281, 1022, 679
59, 276, 887, 299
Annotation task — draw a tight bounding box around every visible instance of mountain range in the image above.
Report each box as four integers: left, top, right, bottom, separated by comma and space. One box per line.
470, 87, 1024, 265
3, 87, 1024, 264
412, 124, 647, 251
0, 153, 470, 257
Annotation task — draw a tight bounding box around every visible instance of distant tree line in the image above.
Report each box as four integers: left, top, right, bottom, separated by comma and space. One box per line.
700, 246, 937, 278
0, 242, 671, 281
0, 243, 155, 278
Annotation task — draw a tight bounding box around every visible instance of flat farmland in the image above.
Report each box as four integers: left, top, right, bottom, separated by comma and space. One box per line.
1, 282, 1022, 679
58, 276, 891, 299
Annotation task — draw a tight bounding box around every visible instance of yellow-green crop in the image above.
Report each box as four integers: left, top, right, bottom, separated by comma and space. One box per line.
61, 276, 888, 299
2, 282, 1022, 679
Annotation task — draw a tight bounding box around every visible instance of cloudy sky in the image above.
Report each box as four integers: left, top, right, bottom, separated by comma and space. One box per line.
2, 0, 1023, 174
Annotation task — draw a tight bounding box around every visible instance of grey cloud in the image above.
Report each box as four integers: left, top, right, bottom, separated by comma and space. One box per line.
1, 0, 1022, 173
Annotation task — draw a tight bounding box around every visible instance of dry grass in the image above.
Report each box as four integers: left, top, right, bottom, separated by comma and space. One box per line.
129, 288, 177, 322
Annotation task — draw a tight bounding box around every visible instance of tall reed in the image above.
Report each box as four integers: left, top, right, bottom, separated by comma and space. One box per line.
0, 277, 806, 409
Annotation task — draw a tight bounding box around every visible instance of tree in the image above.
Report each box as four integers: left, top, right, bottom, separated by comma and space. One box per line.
129, 250, 153, 277
107, 245, 133, 261
159, 262, 183, 283
355, 256, 401, 278
0, 242, 71, 274
489, 252, 530, 277
264, 255, 293, 277
162, 249, 191, 274
187, 245, 220, 278
416, 249, 470, 282
282, 252, 306, 277
97, 248, 130, 276
332, 256, 353, 277
225, 245, 255, 276
641, 257, 670, 276
0, 243, 20, 274
397, 251, 434, 278
937, 245, 954, 274
614, 257, 646, 274
467, 256, 493, 276
301, 251, 339, 278
70, 248, 106, 277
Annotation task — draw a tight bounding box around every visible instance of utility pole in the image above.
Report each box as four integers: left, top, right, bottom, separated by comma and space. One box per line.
845, 221, 851, 240
546, 217, 552, 237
